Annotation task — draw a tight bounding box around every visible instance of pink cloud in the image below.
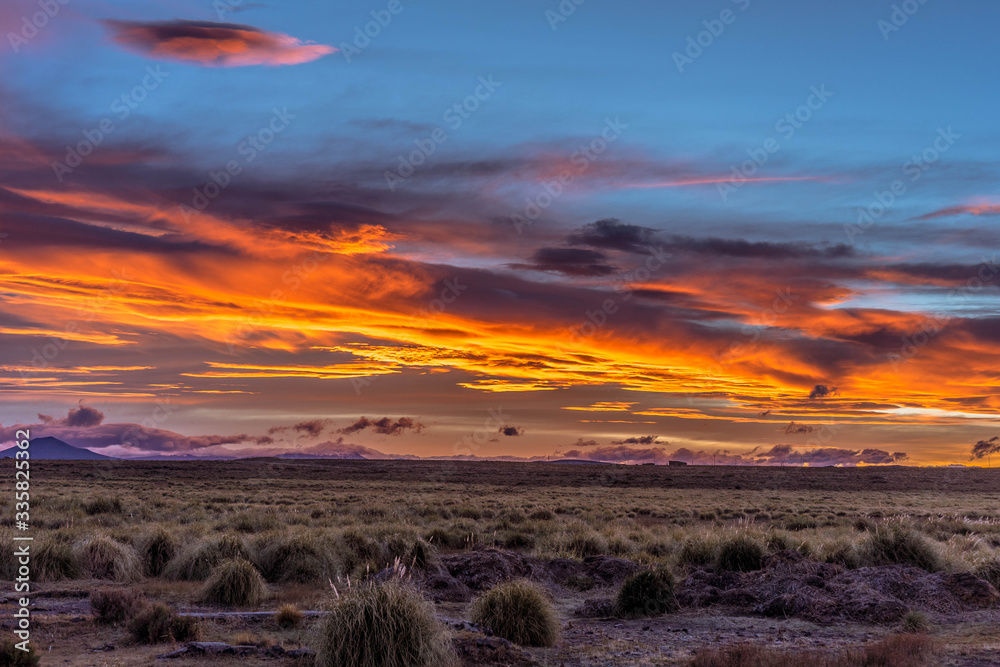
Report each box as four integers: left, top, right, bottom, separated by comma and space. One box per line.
103, 19, 335, 67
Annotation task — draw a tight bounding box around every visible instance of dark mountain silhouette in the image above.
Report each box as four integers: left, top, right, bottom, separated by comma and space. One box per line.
276, 452, 367, 460
124, 453, 237, 461
0, 436, 115, 460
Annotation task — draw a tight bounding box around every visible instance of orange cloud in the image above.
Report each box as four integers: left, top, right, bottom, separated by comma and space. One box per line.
103, 19, 336, 67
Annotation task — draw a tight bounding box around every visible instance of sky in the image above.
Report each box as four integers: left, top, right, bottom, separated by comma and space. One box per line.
1, 0, 999, 465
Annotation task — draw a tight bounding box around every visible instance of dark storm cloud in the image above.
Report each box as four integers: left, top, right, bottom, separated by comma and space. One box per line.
971, 436, 1000, 460
660, 236, 855, 260
499, 425, 524, 436
783, 422, 816, 435
750, 444, 906, 466
870, 260, 1000, 285
512, 247, 618, 276
0, 421, 250, 453
38, 401, 105, 427
666, 445, 907, 466
560, 445, 668, 463
564, 219, 853, 260
338, 416, 425, 436
255, 201, 397, 234
566, 218, 659, 253
611, 435, 663, 445
267, 419, 336, 438
809, 384, 836, 399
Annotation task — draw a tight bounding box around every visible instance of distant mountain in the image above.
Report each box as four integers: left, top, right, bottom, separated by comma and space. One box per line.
276, 452, 367, 460
0, 436, 115, 460
548, 458, 613, 465
122, 453, 237, 461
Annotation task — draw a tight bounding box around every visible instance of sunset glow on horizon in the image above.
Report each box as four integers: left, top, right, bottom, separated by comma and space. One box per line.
2, 0, 999, 466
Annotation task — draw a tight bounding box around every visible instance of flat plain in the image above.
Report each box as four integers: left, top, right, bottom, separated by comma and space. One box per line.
2, 459, 1000, 666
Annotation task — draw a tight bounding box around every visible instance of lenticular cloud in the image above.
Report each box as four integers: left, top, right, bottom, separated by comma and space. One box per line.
103, 19, 336, 67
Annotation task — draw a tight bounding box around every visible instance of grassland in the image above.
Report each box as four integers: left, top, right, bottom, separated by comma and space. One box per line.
2, 459, 999, 665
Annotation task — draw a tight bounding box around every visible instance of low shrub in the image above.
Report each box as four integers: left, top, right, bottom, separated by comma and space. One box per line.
606, 535, 638, 557
164, 534, 250, 581
91, 587, 147, 625
495, 509, 527, 529
563, 529, 608, 558
202, 558, 267, 607
74, 535, 142, 582
231, 631, 270, 647
425, 528, 466, 550
717, 533, 766, 572
275, 603, 304, 629
678, 535, 718, 568
783, 515, 818, 531
84, 496, 123, 515
500, 531, 536, 551
901, 610, 929, 633
469, 580, 560, 647
137, 528, 178, 577
0, 639, 40, 666
821, 540, 861, 569
382, 534, 436, 570
974, 558, 1000, 590
313, 581, 457, 667
860, 633, 937, 666
230, 511, 280, 533
129, 603, 200, 644
35, 540, 81, 582
0, 531, 14, 579
255, 533, 333, 584
614, 568, 677, 618
860, 523, 942, 572
339, 528, 387, 571
854, 517, 875, 532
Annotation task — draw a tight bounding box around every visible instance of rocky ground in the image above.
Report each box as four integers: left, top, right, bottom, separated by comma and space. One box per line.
7, 546, 1000, 666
